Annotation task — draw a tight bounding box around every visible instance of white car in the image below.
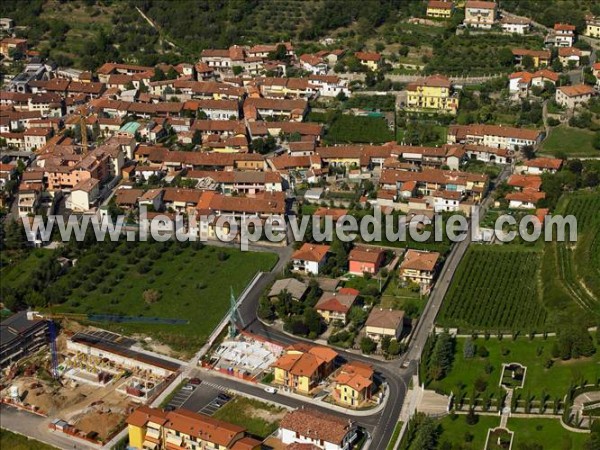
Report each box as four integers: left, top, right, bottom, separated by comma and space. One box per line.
182, 384, 195, 391
264, 387, 277, 394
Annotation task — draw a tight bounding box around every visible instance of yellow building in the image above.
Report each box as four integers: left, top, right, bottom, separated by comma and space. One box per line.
126, 405, 261, 450
354, 51, 382, 71
406, 74, 459, 115
585, 16, 600, 38
334, 362, 374, 407
272, 343, 337, 394
426, 0, 453, 19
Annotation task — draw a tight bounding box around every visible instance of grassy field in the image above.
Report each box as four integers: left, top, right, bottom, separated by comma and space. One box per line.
438, 246, 546, 332
212, 397, 286, 439
51, 242, 276, 354
436, 414, 499, 449
508, 417, 589, 449
0, 429, 57, 450
325, 115, 394, 144
541, 192, 600, 324
427, 336, 600, 402
540, 126, 599, 157
0, 249, 53, 292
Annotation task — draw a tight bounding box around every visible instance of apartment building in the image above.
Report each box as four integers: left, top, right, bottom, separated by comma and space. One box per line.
1, 311, 49, 369
406, 75, 459, 115
463, 1, 497, 29
127, 406, 261, 450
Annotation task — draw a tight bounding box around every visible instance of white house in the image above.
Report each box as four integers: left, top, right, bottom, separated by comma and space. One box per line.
278, 409, 358, 450
291, 243, 330, 275
70, 178, 100, 212
432, 190, 462, 212
501, 16, 531, 34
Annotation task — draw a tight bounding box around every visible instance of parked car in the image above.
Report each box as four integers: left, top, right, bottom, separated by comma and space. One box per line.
182, 384, 195, 391
190, 378, 202, 385
164, 405, 175, 411
217, 393, 231, 401
264, 387, 277, 394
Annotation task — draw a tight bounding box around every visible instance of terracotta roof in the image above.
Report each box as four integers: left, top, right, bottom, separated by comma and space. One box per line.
115, 188, 143, 206
465, 1, 496, 9
448, 123, 542, 141
313, 207, 349, 221
334, 361, 374, 391
292, 243, 330, 262
557, 84, 595, 97
507, 174, 542, 191
366, 308, 405, 329
315, 291, 358, 313
506, 191, 546, 203
511, 48, 551, 59
279, 409, 353, 445
300, 54, 324, 66
524, 157, 563, 170
554, 23, 576, 31
355, 51, 381, 62
400, 249, 440, 272
126, 405, 168, 428
428, 0, 453, 9
558, 47, 583, 57
244, 97, 307, 112
407, 74, 452, 90
349, 246, 385, 264
165, 408, 245, 446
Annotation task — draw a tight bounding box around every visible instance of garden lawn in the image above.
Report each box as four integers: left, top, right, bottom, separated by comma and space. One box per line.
427, 336, 600, 402
436, 414, 499, 449
540, 126, 599, 157
212, 397, 286, 439
325, 115, 394, 144
52, 242, 276, 355
0, 429, 57, 450
507, 417, 589, 449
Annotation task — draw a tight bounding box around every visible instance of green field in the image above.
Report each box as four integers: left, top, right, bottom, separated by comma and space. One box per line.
427, 336, 600, 403
0, 429, 57, 450
438, 246, 546, 332
212, 397, 286, 439
50, 241, 276, 354
507, 417, 589, 449
325, 115, 394, 144
541, 192, 600, 323
540, 126, 600, 157
436, 414, 499, 450
0, 249, 54, 292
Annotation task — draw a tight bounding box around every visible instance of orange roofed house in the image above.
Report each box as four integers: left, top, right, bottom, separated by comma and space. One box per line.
291, 243, 331, 275
348, 246, 386, 276
399, 249, 441, 290
278, 408, 358, 450
126, 405, 261, 450
315, 287, 359, 325
333, 361, 375, 407
272, 343, 338, 394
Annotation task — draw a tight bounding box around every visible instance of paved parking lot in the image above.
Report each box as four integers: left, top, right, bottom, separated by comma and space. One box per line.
167, 387, 195, 409
180, 380, 233, 415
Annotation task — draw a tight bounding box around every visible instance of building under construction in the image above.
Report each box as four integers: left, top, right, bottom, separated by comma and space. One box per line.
0, 311, 50, 369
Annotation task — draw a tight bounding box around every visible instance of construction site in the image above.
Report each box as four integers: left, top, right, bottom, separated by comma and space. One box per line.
1, 313, 180, 444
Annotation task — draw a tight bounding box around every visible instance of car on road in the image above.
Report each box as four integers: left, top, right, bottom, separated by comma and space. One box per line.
189, 378, 202, 385
264, 387, 277, 394
401, 360, 410, 368
182, 384, 195, 391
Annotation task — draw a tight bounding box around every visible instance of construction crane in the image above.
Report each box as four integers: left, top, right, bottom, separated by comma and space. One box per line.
79, 113, 88, 153
228, 287, 245, 338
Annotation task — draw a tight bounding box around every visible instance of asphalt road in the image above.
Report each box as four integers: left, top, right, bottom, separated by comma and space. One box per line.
0, 405, 98, 450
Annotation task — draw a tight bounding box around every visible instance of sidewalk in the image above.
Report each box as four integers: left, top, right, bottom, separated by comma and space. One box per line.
202, 365, 389, 417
